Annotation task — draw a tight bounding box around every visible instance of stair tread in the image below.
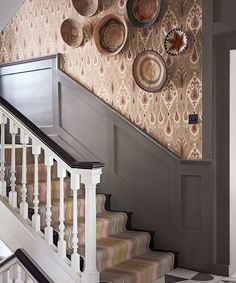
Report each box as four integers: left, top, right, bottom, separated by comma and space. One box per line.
61, 210, 128, 225
77, 230, 152, 271
100, 251, 174, 283
54, 211, 128, 242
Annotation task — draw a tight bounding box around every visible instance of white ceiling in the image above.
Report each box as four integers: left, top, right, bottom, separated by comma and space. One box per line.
0, 0, 24, 32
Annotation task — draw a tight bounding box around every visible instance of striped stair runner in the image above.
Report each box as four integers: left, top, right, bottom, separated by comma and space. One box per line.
5, 147, 174, 283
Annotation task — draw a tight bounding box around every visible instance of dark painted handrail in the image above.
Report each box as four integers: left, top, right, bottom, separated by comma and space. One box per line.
0, 96, 104, 169
0, 249, 51, 282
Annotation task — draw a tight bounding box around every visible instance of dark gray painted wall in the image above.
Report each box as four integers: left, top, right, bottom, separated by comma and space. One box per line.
53, 64, 218, 274
0, 54, 225, 275
0, 56, 57, 136
202, 0, 236, 275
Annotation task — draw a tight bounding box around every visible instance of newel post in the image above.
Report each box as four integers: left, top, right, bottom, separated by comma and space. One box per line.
81, 168, 102, 283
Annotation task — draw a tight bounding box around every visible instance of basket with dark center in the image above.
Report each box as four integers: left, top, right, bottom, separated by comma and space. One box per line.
132, 50, 167, 92
61, 18, 83, 48
127, 0, 162, 28
94, 14, 128, 56
72, 0, 98, 17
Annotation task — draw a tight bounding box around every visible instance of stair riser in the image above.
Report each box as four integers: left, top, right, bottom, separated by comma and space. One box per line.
92, 232, 151, 272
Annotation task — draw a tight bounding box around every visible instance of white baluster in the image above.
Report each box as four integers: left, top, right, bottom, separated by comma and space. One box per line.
32, 142, 41, 232
57, 164, 67, 259
81, 168, 102, 283
9, 121, 18, 207
26, 274, 35, 283
0, 111, 7, 197
0, 273, 3, 283
71, 169, 80, 273
6, 270, 13, 283
44, 151, 54, 245
9, 263, 25, 281
20, 130, 29, 219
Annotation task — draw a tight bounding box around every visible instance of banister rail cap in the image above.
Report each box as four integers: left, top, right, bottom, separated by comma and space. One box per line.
72, 161, 104, 169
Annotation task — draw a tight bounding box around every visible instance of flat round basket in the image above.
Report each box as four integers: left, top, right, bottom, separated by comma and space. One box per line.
132, 50, 167, 92
94, 14, 128, 56
164, 28, 188, 56
61, 19, 83, 48
127, 0, 162, 28
72, 0, 98, 17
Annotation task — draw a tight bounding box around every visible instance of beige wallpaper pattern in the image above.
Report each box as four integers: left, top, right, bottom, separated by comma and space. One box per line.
0, 0, 202, 159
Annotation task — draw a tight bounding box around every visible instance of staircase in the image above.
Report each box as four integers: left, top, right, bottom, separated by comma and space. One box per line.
0, 97, 175, 282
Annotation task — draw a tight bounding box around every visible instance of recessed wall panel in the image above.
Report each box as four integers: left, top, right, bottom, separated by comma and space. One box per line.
181, 175, 201, 231
0, 69, 53, 127
59, 85, 107, 162
116, 127, 171, 222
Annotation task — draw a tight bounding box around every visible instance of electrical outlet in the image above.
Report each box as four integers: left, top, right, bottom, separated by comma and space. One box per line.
189, 113, 198, 124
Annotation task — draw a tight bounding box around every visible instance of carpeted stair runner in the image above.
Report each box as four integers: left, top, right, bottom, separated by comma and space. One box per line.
5, 147, 174, 283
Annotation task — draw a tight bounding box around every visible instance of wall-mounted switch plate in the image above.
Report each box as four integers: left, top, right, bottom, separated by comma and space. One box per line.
189, 114, 198, 124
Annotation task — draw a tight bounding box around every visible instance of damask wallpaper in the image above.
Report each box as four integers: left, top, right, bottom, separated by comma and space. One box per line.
0, 0, 202, 159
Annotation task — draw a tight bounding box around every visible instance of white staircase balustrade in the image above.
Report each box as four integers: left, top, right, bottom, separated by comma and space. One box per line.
0, 101, 103, 283
0, 260, 37, 283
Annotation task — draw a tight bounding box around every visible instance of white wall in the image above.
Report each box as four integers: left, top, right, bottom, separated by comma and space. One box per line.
230, 49, 236, 270
0, 239, 12, 259
0, 0, 24, 31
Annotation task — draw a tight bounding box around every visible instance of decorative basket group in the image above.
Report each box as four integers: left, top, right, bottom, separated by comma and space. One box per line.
61, 0, 188, 92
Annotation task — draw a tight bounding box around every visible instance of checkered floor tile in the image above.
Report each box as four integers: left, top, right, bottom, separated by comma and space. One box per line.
164, 268, 236, 283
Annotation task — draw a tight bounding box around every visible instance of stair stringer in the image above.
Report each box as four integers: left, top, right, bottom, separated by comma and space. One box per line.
0, 196, 80, 283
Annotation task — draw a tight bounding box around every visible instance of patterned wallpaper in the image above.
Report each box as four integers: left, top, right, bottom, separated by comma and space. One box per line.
0, 0, 202, 159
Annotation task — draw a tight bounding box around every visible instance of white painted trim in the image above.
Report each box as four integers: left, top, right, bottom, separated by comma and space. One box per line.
230, 50, 236, 271
0, 196, 81, 283
0, 145, 32, 149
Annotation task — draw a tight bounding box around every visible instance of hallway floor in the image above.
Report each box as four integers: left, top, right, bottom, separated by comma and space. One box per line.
159, 268, 236, 283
